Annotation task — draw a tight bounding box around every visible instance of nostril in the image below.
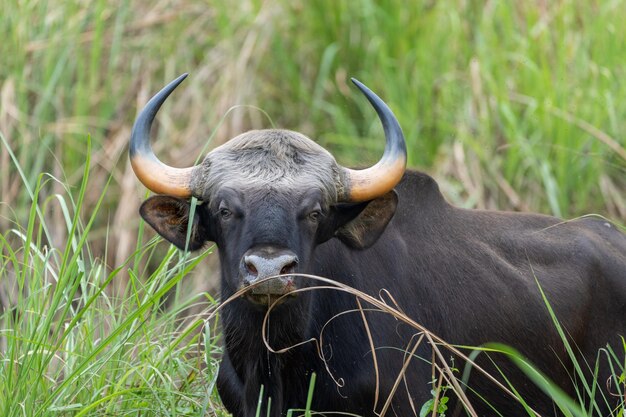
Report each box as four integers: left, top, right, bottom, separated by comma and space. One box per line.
246, 261, 258, 276
280, 260, 298, 275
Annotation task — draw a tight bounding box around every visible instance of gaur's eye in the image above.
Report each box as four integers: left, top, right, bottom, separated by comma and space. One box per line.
217, 201, 233, 219
219, 208, 232, 219
308, 210, 321, 222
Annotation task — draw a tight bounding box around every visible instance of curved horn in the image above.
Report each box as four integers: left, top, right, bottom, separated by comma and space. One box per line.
130, 73, 197, 198
341, 79, 407, 202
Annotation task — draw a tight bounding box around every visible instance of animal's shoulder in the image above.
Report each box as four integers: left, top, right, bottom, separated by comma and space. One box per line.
395, 173, 625, 261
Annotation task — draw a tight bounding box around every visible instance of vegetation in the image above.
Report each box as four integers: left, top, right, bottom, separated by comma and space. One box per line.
0, 146, 222, 415
1, 0, 624, 415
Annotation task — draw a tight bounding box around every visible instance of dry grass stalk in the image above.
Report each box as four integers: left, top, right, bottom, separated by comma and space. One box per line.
211, 274, 544, 416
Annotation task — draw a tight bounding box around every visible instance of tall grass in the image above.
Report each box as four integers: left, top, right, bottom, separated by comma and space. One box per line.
0, 134, 223, 415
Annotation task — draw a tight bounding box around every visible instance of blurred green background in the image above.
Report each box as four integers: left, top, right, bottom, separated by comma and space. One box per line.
1, 0, 625, 414
2, 0, 625, 250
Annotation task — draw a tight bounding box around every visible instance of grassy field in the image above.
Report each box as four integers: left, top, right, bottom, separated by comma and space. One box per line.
1, 0, 625, 415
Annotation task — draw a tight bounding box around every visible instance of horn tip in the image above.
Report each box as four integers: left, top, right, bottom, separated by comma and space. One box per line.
350, 77, 377, 101
350, 77, 364, 88
173, 73, 189, 85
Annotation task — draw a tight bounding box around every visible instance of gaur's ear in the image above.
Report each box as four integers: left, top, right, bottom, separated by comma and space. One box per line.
140, 196, 210, 251
330, 191, 398, 249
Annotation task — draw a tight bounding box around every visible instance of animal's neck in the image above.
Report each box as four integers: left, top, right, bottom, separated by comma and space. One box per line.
221, 299, 314, 416
222, 297, 311, 355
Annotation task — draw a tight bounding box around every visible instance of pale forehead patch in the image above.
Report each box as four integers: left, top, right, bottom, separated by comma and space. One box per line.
212, 129, 333, 156
191, 129, 341, 202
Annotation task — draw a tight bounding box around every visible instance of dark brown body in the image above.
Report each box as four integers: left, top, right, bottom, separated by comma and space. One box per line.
216, 171, 626, 416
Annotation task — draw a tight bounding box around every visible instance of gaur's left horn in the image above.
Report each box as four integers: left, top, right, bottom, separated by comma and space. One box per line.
129, 73, 198, 198
340, 79, 407, 202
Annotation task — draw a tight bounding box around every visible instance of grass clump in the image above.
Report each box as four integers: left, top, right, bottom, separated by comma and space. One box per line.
0, 135, 223, 416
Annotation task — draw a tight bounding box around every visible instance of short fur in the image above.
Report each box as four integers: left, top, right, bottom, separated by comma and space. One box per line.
191, 130, 343, 204
139, 130, 626, 417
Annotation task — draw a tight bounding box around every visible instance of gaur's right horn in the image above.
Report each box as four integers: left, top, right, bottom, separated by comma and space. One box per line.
129, 73, 198, 198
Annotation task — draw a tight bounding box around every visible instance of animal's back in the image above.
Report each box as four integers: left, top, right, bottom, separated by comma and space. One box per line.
310, 170, 626, 416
